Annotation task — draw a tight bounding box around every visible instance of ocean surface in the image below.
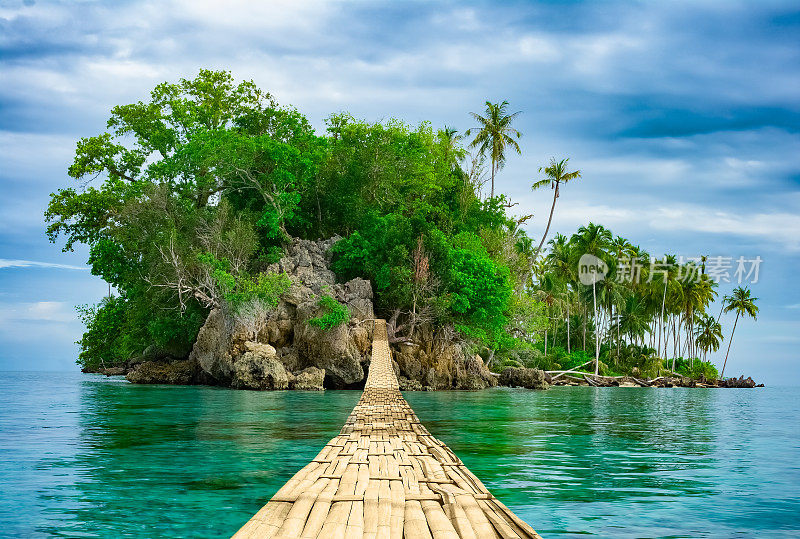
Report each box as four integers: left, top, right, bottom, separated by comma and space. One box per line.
1, 372, 798, 538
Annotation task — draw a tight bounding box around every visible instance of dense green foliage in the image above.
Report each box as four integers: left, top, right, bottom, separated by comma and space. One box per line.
307, 294, 351, 330
504, 223, 756, 379
199, 252, 291, 309
49, 70, 753, 379
48, 70, 537, 368
75, 296, 127, 370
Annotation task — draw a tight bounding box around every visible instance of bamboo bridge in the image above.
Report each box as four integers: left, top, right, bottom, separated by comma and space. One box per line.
233, 320, 541, 538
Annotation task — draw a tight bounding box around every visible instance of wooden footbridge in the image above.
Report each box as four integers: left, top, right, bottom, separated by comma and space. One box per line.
233, 320, 541, 538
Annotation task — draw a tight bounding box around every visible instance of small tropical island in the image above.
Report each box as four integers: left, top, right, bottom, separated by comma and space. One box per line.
48, 70, 761, 392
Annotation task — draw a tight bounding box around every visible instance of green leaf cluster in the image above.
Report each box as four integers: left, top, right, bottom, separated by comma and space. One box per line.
307, 295, 351, 331
198, 252, 291, 310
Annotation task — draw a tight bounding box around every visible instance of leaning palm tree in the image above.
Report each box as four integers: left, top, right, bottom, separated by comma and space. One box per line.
465, 100, 522, 198
531, 158, 582, 263
720, 286, 759, 378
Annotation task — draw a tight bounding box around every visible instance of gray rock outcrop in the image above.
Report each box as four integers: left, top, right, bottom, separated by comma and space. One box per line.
183, 237, 373, 390
126, 359, 209, 385
392, 339, 497, 390
189, 308, 234, 383
231, 342, 289, 390
129, 236, 504, 392
292, 367, 325, 390
499, 367, 550, 390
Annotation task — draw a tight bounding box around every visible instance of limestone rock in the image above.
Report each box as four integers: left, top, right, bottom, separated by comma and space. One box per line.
499, 367, 550, 390
277, 348, 302, 372
231, 349, 289, 390
292, 367, 325, 390
398, 376, 423, 391
718, 375, 757, 388
294, 318, 363, 388
342, 278, 374, 320
392, 340, 496, 390
243, 341, 277, 359
351, 326, 371, 355
457, 355, 498, 389
189, 308, 233, 383
126, 359, 205, 385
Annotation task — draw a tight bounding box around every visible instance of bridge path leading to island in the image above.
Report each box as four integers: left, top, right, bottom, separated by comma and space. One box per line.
233, 320, 541, 539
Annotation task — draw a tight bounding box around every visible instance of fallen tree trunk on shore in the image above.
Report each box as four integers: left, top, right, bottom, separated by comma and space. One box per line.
548, 359, 594, 380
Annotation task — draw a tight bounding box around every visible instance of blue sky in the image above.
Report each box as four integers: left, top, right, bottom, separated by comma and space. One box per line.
1, 0, 798, 384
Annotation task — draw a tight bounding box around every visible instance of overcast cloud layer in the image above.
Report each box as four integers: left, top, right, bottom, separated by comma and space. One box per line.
1, 0, 798, 383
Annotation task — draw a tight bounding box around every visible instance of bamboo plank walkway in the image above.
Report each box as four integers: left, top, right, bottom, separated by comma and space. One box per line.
233, 320, 541, 538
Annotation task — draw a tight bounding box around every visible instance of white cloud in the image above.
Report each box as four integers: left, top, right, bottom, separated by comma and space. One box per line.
0, 259, 87, 270
516, 195, 800, 253
169, 0, 333, 32
648, 206, 800, 251
0, 301, 76, 323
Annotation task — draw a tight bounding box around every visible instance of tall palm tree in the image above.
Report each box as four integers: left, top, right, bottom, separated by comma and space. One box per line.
531, 158, 582, 264
546, 233, 574, 353
534, 272, 564, 357
572, 223, 612, 375
654, 254, 678, 359
608, 236, 635, 353
720, 286, 759, 378
466, 100, 522, 199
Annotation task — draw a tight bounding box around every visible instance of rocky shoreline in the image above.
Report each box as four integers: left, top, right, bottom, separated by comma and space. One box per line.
88, 237, 497, 392
545, 372, 762, 388
86, 237, 761, 392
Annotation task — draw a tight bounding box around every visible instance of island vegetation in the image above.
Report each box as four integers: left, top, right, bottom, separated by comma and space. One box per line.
47, 70, 759, 389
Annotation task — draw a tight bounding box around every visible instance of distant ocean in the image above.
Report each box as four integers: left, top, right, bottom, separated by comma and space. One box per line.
1, 371, 798, 538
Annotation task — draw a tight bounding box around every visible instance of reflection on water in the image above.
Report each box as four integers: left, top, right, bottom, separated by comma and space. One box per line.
1, 373, 798, 537
406, 387, 800, 538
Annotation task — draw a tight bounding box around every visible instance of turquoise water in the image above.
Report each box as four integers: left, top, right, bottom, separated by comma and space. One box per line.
1, 372, 798, 538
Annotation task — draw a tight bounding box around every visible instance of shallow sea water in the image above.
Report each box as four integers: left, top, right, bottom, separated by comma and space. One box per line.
1, 372, 798, 538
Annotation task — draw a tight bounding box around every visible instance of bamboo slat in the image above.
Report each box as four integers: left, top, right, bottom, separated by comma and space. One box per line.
232, 320, 540, 538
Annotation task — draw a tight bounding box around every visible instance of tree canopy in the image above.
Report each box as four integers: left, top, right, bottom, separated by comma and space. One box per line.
47, 70, 536, 370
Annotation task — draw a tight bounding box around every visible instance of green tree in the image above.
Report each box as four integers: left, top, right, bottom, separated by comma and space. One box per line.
466, 100, 522, 199
720, 286, 759, 378
45, 70, 318, 363
75, 296, 128, 370
695, 313, 723, 362
545, 233, 575, 353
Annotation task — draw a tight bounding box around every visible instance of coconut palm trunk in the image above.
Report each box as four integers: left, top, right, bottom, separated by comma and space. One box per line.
532, 182, 559, 263
720, 312, 739, 379
659, 281, 667, 356
567, 302, 571, 354
490, 159, 496, 198
593, 280, 600, 376
583, 305, 587, 351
